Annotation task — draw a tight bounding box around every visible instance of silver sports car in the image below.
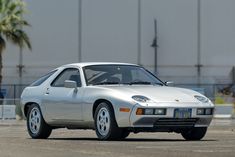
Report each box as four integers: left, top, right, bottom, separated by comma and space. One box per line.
21, 62, 214, 140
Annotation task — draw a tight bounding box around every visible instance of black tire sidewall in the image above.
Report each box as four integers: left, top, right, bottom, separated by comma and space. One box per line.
181, 127, 207, 141
120, 130, 130, 139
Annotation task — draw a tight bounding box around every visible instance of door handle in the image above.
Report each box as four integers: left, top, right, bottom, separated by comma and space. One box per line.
45, 88, 50, 95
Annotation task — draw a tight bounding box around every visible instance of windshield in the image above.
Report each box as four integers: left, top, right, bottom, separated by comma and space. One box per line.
83, 65, 164, 86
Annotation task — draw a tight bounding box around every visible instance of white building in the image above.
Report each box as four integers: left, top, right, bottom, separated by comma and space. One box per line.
3, 0, 235, 87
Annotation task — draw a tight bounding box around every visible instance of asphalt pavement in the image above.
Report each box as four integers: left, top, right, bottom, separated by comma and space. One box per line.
0, 119, 235, 157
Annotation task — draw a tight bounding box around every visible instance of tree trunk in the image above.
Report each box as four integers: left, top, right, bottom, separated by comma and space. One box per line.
0, 48, 4, 105
0, 49, 2, 87
0, 37, 5, 89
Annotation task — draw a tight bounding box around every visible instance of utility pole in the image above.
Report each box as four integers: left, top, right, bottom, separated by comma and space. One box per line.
137, 0, 141, 65
151, 19, 158, 75
232, 66, 235, 84
196, 0, 202, 85
18, 48, 23, 78
17, 47, 24, 94
78, 0, 82, 62
18, 0, 24, 94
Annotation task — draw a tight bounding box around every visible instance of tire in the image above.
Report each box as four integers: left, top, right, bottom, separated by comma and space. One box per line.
94, 102, 122, 140
26, 104, 52, 139
181, 127, 207, 141
120, 129, 130, 139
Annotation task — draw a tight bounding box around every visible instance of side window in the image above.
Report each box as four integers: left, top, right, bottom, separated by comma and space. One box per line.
51, 68, 82, 87
30, 70, 57, 86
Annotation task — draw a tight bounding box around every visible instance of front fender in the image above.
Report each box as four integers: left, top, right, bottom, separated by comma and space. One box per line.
82, 87, 135, 127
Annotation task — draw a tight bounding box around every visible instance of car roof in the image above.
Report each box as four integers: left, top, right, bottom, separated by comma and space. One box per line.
62, 62, 138, 68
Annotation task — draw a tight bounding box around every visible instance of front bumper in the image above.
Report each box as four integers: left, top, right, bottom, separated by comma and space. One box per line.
133, 117, 212, 127
129, 104, 214, 129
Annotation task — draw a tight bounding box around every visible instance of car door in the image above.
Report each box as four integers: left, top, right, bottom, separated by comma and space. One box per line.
43, 68, 84, 123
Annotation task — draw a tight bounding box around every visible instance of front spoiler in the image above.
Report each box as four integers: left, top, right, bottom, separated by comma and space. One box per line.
125, 117, 212, 133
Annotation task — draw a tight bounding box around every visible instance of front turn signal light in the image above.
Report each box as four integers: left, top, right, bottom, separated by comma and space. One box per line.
119, 108, 130, 112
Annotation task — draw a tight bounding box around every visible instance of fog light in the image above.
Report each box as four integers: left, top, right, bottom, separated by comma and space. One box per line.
144, 108, 154, 115
197, 108, 205, 115
155, 108, 166, 115
205, 108, 213, 115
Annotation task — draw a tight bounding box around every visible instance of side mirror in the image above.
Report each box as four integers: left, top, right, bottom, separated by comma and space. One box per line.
64, 80, 78, 92
165, 81, 174, 86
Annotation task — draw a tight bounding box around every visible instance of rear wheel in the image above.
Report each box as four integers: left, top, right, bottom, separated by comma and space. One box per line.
27, 104, 52, 139
94, 102, 122, 140
181, 127, 207, 141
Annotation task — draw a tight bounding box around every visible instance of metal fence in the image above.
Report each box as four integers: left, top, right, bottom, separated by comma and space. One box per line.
1, 83, 235, 103
0, 84, 27, 104
176, 84, 235, 103
0, 84, 235, 119
0, 85, 26, 119
0, 99, 19, 119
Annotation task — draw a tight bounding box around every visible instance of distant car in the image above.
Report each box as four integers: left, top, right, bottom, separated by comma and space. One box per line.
21, 62, 214, 140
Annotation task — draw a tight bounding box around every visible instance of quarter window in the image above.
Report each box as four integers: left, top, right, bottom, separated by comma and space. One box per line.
51, 68, 81, 87
30, 70, 57, 86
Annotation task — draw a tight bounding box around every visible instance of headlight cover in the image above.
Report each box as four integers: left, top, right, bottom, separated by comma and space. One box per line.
194, 95, 209, 103
132, 95, 151, 103
197, 108, 213, 115
136, 108, 167, 115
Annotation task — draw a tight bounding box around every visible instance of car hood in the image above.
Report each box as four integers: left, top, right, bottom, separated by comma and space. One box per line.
97, 85, 203, 103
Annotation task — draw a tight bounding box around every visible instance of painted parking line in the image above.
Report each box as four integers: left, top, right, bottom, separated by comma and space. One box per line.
193, 150, 234, 153
136, 144, 235, 150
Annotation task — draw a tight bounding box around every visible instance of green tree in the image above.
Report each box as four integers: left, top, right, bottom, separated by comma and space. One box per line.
0, 0, 31, 90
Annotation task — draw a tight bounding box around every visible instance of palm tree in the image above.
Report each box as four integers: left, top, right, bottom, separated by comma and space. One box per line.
0, 0, 31, 95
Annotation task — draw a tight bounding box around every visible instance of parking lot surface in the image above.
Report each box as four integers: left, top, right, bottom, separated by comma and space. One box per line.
0, 119, 235, 157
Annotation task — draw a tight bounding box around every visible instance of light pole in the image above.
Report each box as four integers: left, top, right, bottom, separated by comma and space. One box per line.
18, 0, 24, 93
151, 19, 158, 75
78, 0, 82, 62
137, 0, 141, 65
196, 0, 202, 85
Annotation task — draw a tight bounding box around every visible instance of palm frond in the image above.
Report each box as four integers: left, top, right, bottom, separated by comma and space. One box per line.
4, 29, 31, 50
0, 0, 31, 50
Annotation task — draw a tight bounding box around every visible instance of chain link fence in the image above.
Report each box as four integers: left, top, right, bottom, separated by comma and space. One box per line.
0, 85, 27, 120
0, 84, 235, 119
176, 84, 235, 118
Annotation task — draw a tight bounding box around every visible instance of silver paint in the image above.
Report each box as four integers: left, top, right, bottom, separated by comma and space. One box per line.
21, 62, 214, 130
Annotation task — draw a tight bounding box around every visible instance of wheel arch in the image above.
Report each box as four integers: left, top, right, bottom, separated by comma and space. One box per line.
92, 99, 115, 119
24, 102, 41, 118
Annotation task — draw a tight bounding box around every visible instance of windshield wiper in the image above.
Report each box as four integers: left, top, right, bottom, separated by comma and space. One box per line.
128, 81, 152, 85
153, 82, 164, 86
93, 82, 120, 85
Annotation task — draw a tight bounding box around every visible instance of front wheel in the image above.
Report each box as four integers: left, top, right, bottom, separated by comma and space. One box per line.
94, 102, 122, 140
27, 104, 52, 139
181, 127, 207, 141
120, 130, 130, 139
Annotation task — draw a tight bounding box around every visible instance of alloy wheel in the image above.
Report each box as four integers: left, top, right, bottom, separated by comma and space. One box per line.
97, 107, 110, 136
29, 107, 41, 134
